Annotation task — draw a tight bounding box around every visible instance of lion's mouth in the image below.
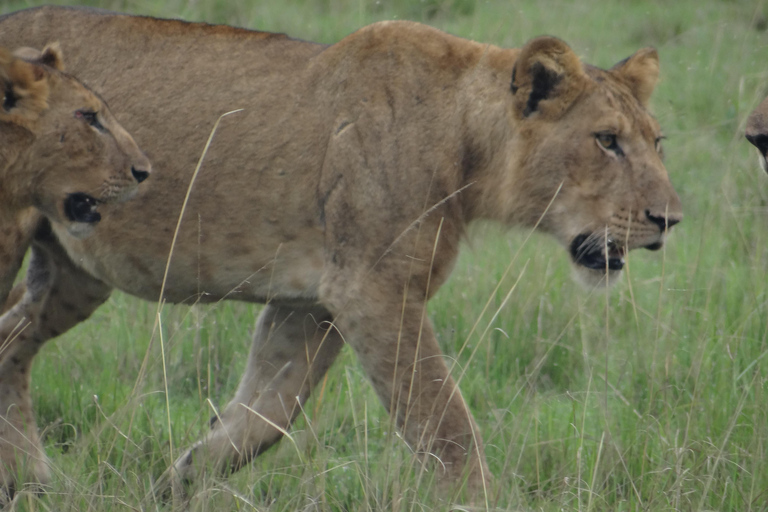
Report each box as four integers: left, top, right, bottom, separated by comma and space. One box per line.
64, 192, 102, 224
570, 233, 625, 271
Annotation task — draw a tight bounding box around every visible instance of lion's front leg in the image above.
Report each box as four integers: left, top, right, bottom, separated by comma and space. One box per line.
0, 245, 56, 496
0, 233, 112, 498
328, 288, 491, 494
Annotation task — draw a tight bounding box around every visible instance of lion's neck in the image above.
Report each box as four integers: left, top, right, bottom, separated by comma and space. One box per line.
455, 48, 530, 227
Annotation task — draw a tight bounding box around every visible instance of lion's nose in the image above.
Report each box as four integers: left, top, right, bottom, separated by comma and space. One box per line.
131, 166, 150, 184
646, 210, 680, 232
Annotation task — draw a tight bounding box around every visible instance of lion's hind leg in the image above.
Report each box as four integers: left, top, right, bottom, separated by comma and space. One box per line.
166, 304, 344, 496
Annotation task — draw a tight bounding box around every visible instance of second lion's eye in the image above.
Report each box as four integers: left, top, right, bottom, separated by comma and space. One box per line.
75, 110, 105, 132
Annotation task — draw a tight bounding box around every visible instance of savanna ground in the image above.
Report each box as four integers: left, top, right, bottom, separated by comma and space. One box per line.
1, 0, 767, 510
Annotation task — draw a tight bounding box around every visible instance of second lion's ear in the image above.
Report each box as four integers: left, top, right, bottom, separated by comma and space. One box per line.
40, 43, 65, 71
13, 42, 65, 72
511, 36, 587, 120
0, 47, 51, 120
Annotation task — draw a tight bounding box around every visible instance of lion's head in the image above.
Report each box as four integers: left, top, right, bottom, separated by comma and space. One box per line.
746, 96, 768, 173
0, 44, 151, 238
493, 37, 683, 286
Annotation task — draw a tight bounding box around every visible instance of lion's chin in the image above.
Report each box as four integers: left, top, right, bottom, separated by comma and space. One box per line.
571, 264, 623, 289
758, 151, 768, 174
568, 233, 625, 288
64, 221, 97, 239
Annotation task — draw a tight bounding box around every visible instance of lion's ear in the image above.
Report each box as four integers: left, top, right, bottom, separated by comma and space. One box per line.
40, 43, 65, 71
510, 36, 587, 119
0, 47, 51, 120
13, 42, 65, 72
611, 47, 659, 106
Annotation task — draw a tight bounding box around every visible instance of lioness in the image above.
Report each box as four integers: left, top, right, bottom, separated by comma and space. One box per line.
0, 6, 682, 494
746, 96, 768, 172
0, 43, 150, 490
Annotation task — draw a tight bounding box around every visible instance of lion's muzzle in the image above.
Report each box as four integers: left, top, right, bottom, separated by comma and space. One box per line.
131, 165, 150, 184
745, 133, 768, 174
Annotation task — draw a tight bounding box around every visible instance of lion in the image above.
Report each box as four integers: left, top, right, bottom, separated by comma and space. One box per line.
746, 96, 768, 173
0, 43, 150, 491
0, 6, 682, 496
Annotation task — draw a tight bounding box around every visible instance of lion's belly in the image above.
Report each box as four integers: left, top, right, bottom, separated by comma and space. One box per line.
51, 194, 328, 306
57, 231, 326, 305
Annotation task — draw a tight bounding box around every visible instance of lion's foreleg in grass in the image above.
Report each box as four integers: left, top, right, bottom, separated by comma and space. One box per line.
332, 294, 491, 492
0, 234, 111, 495
0, 245, 55, 494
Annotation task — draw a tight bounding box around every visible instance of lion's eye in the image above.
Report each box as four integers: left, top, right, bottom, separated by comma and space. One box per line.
595, 132, 623, 156
75, 110, 105, 132
596, 133, 616, 149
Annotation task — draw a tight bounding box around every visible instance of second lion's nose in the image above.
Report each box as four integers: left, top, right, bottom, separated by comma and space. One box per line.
132, 166, 150, 183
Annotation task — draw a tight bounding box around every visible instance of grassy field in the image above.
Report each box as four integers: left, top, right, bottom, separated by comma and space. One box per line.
1, 0, 768, 510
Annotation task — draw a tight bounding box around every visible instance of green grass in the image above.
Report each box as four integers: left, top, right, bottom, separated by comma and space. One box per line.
2, 0, 768, 510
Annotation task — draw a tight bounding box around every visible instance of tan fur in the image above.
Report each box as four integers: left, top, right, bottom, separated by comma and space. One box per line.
611, 47, 660, 106
746, 96, 768, 173
0, 48, 50, 125
0, 45, 149, 492
14, 43, 65, 72
0, 6, 682, 495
